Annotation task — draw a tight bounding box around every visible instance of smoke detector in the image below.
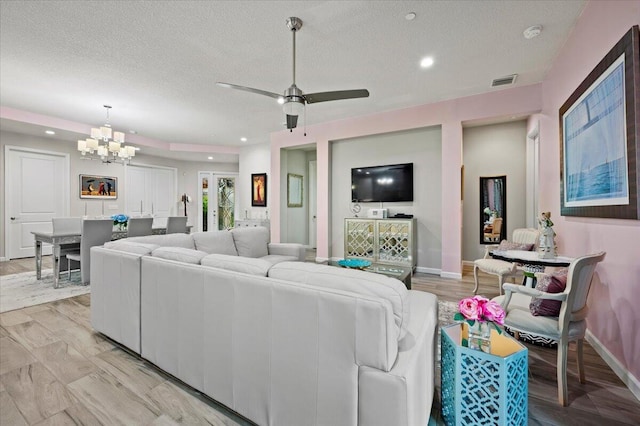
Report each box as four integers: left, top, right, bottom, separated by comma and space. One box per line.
523, 25, 542, 39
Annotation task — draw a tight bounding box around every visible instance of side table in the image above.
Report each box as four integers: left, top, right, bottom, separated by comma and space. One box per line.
441, 323, 528, 425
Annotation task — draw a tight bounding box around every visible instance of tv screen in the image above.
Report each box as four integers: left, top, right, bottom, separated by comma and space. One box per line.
351, 163, 414, 202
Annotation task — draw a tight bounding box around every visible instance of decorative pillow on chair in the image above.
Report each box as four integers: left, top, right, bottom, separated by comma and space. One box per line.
497, 240, 534, 251
529, 268, 569, 316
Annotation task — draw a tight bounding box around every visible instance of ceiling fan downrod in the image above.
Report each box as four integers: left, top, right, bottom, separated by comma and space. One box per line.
287, 17, 302, 86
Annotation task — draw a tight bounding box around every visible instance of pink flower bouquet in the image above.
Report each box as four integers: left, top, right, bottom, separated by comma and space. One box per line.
454, 295, 505, 333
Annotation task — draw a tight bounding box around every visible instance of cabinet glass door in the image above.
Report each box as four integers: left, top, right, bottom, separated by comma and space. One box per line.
199, 172, 238, 231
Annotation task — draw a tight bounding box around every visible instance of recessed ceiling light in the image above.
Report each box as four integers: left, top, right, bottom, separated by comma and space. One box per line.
523, 25, 542, 39
208, 156, 213, 160
405, 12, 416, 21
129, 130, 137, 134
45, 130, 55, 135
420, 57, 434, 68
240, 137, 247, 142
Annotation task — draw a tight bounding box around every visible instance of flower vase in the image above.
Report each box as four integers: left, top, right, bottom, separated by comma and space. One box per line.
468, 321, 491, 353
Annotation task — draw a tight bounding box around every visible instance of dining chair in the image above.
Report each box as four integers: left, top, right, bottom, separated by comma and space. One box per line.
473, 228, 538, 295
52, 217, 82, 278
127, 217, 154, 237
165, 216, 189, 234
492, 251, 606, 406
483, 217, 503, 242
65, 219, 114, 285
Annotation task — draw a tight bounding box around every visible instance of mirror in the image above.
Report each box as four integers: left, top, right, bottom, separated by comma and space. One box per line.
287, 173, 303, 207
480, 175, 507, 244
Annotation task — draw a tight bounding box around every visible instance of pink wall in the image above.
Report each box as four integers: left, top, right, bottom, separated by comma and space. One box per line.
537, 1, 640, 382
270, 83, 542, 275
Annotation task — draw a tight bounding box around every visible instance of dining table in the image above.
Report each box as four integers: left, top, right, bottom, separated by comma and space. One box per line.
32, 226, 191, 289
490, 249, 573, 288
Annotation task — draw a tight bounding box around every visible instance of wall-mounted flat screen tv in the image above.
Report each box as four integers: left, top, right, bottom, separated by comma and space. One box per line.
351, 163, 414, 202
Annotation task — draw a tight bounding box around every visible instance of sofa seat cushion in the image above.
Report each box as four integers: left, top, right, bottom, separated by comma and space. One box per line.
231, 227, 269, 258
125, 233, 196, 249
269, 262, 410, 339
474, 258, 516, 275
201, 253, 272, 276
152, 247, 208, 264
103, 241, 160, 255
192, 231, 238, 256
259, 254, 299, 266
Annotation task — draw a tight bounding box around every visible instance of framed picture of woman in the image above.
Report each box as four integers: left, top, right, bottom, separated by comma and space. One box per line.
251, 173, 267, 207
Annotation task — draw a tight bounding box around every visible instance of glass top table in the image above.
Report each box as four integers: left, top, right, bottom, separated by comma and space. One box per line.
328, 260, 412, 289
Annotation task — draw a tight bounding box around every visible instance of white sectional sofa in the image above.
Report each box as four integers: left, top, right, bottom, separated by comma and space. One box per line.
90, 226, 438, 426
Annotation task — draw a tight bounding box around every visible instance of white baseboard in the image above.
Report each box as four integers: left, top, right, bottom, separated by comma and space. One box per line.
315, 257, 330, 263
440, 271, 463, 280
586, 330, 640, 402
415, 266, 441, 275
0, 257, 8, 262
462, 260, 475, 267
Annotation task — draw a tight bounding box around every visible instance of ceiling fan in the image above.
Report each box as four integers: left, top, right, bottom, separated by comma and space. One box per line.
216, 17, 369, 131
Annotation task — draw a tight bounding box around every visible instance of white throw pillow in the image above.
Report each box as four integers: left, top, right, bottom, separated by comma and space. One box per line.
125, 233, 196, 249
192, 231, 238, 256
268, 262, 410, 340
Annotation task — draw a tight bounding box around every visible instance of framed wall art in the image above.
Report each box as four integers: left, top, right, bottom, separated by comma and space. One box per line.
79, 174, 117, 199
559, 25, 639, 219
287, 173, 303, 207
251, 173, 267, 207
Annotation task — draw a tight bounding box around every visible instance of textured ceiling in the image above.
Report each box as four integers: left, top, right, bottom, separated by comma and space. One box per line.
0, 0, 586, 161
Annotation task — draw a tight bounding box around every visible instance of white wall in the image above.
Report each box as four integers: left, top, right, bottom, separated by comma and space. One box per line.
330, 126, 442, 271
462, 121, 527, 261
1, 130, 238, 258
286, 149, 308, 245
238, 142, 271, 220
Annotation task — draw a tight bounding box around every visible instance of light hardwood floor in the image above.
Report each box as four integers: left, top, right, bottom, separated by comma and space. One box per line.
1, 257, 639, 425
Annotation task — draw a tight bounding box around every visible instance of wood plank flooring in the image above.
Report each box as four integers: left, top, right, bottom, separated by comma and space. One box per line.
1, 257, 639, 425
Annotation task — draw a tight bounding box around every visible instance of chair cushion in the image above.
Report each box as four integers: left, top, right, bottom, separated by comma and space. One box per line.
497, 240, 534, 251
529, 268, 568, 316
201, 253, 272, 276
474, 258, 516, 276
493, 293, 585, 341
104, 241, 160, 255
231, 227, 269, 258
151, 247, 208, 264
268, 261, 410, 340
192, 231, 238, 256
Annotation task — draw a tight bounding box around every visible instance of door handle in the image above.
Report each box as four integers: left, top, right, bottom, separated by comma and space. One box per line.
10, 217, 16, 220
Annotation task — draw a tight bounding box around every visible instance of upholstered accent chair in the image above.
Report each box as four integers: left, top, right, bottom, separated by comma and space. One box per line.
127, 217, 153, 237
166, 216, 188, 234
473, 228, 538, 295
492, 252, 605, 406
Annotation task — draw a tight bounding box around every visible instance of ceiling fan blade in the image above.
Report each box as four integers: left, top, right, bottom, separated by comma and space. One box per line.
286, 114, 298, 130
216, 82, 282, 100
304, 89, 369, 104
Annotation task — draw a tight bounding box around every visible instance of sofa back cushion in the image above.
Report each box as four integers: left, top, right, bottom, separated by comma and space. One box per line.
201, 253, 272, 276
103, 241, 160, 255
124, 233, 196, 249
152, 247, 209, 264
192, 231, 238, 256
231, 227, 269, 258
268, 262, 410, 340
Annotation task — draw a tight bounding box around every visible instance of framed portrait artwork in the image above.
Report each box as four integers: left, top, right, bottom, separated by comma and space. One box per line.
79, 175, 117, 199
251, 173, 267, 207
559, 25, 639, 219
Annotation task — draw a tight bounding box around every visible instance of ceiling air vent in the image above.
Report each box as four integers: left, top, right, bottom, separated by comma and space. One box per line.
491, 74, 518, 87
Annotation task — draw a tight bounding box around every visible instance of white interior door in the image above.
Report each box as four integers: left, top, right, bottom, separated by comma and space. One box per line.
5, 146, 69, 259
126, 164, 177, 227
308, 160, 317, 248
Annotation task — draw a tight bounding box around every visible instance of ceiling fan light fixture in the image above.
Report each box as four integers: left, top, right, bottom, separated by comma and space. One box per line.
283, 100, 304, 116
277, 97, 285, 105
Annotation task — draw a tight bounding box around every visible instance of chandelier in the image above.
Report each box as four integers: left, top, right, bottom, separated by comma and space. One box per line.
77, 105, 136, 163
